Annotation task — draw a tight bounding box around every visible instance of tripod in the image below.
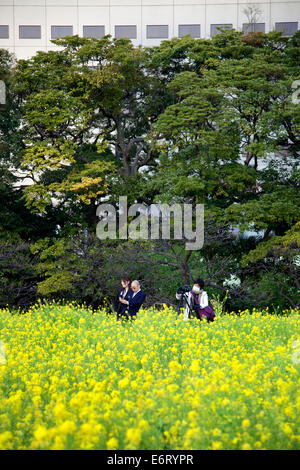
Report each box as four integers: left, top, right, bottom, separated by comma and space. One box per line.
177, 292, 194, 317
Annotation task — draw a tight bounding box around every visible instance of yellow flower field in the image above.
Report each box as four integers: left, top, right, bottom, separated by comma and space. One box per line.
0, 301, 299, 450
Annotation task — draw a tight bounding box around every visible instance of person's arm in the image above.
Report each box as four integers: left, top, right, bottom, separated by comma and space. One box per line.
200, 291, 208, 308
128, 292, 146, 309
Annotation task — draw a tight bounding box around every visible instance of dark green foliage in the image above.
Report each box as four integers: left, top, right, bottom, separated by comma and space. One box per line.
0, 30, 299, 311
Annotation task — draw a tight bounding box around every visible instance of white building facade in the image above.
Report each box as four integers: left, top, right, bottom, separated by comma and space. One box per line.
0, 0, 299, 60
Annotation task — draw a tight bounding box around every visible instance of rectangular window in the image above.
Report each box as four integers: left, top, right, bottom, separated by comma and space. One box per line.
51, 25, 73, 39
210, 24, 233, 37
178, 24, 201, 38
115, 25, 137, 39
0, 25, 9, 39
275, 22, 298, 36
83, 25, 105, 39
243, 23, 265, 34
146, 25, 169, 39
19, 25, 41, 39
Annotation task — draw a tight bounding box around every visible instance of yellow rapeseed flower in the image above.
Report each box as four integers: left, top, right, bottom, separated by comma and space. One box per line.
126, 428, 142, 447
106, 437, 119, 450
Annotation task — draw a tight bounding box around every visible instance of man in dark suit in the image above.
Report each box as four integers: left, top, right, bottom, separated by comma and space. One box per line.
118, 280, 146, 319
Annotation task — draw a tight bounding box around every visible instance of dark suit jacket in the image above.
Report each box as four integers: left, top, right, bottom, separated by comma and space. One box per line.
113, 287, 133, 315
127, 290, 146, 316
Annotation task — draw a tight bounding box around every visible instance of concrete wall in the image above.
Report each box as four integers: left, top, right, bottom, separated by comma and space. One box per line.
0, 1, 299, 59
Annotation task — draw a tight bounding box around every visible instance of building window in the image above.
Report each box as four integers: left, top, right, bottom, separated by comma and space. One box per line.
210, 24, 233, 37
115, 25, 137, 39
0, 25, 9, 39
146, 25, 169, 39
178, 24, 201, 38
83, 25, 105, 39
275, 22, 298, 36
19, 25, 41, 39
243, 23, 265, 34
51, 26, 73, 39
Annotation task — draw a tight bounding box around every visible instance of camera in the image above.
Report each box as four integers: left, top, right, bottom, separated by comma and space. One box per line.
176, 285, 191, 295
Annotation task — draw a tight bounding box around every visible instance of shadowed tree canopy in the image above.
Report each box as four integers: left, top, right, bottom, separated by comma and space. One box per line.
0, 30, 299, 311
